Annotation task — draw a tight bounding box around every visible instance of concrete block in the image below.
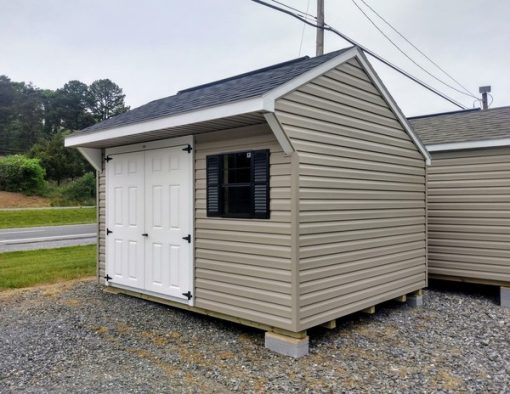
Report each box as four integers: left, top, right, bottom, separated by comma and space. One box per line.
265, 332, 309, 358
501, 287, 510, 309
407, 295, 423, 307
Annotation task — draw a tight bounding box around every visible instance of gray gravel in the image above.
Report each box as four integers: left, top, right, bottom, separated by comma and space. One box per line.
1, 279, 509, 393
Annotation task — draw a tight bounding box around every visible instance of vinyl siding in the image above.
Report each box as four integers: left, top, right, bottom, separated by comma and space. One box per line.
427, 147, 510, 285
98, 152, 106, 284
194, 125, 295, 330
275, 58, 427, 331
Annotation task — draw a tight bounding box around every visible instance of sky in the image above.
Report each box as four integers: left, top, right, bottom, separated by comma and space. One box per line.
1, 0, 509, 117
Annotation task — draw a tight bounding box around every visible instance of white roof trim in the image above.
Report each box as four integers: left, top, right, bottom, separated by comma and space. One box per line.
426, 138, 510, 152
65, 49, 360, 149
65, 97, 269, 147
355, 49, 431, 165
66, 46, 430, 168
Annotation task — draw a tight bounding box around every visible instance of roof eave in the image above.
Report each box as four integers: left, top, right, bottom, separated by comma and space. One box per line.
426, 138, 510, 152
65, 96, 271, 148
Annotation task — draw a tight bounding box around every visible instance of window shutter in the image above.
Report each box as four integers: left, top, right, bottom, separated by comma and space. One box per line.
252, 150, 270, 219
206, 155, 223, 216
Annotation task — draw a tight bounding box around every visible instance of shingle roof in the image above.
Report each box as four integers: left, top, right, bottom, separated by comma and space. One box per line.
409, 106, 510, 145
79, 47, 353, 134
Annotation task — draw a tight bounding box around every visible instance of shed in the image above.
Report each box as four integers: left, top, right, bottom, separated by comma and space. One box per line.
410, 106, 510, 308
66, 46, 430, 356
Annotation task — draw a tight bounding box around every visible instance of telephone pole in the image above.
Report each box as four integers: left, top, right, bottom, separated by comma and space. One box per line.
316, 0, 324, 56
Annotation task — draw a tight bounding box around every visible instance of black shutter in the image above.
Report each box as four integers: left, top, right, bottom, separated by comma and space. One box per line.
251, 149, 270, 219
206, 155, 223, 216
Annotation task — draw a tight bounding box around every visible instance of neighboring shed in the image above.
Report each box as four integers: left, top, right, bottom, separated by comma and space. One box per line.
66, 46, 430, 357
410, 106, 510, 308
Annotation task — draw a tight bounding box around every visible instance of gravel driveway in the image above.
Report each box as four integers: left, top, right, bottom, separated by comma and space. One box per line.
1, 278, 509, 393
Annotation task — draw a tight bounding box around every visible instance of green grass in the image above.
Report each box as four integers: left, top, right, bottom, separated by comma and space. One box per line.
0, 207, 96, 229
0, 245, 96, 290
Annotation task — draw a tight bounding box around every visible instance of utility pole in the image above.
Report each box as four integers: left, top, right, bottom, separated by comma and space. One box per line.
316, 0, 324, 56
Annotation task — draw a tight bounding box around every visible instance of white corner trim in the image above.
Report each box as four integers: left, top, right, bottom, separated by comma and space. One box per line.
263, 47, 359, 102
426, 138, 510, 152
77, 147, 102, 171
263, 113, 293, 155
355, 49, 432, 166
65, 97, 270, 147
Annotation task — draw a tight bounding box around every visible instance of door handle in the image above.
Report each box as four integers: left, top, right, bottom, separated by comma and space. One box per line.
142, 233, 148, 237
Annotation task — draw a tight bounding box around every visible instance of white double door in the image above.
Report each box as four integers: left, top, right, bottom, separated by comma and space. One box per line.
106, 145, 192, 303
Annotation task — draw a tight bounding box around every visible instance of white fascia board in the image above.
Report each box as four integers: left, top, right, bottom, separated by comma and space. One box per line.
262, 47, 359, 103
77, 147, 102, 171
355, 49, 432, 166
426, 138, 510, 152
65, 96, 269, 148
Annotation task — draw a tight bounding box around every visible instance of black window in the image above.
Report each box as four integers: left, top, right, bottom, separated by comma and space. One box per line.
206, 150, 270, 219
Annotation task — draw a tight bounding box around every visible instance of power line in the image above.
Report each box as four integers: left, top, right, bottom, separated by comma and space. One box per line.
298, 0, 312, 56
250, 0, 467, 109
357, 0, 477, 99
351, 0, 478, 99
270, 0, 316, 19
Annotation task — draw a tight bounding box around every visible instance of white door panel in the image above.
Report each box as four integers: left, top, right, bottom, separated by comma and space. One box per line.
105, 143, 193, 304
144, 147, 192, 300
106, 151, 145, 288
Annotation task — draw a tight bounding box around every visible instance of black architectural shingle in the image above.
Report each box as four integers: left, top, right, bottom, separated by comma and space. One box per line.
80, 47, 352, 133
409, 106, 510, 145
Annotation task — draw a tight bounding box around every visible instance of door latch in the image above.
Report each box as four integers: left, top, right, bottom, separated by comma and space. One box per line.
142, 233, 148, 237
182, 234, 191, 243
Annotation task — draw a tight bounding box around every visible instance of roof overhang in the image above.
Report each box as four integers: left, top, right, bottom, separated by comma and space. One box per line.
65, 46, 431, 165
426, 137, 510, 152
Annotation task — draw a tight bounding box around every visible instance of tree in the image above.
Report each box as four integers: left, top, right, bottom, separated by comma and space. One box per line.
30, 130, 91, 184
88, 79, 129, 121
56, 80, 95, 131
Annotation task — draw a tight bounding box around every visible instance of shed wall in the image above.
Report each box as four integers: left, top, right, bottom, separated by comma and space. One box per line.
275, 58, 427, 330
193, 125, 296, 330
98, 156, 106, 283
428, 147, 510, 285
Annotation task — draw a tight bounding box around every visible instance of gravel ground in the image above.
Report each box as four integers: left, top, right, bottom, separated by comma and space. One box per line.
0, 279, 509, 393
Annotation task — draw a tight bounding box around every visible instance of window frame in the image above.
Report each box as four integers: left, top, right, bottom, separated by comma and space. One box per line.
206, 149, 270, 219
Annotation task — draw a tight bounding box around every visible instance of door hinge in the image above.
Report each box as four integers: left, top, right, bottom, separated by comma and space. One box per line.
107, 228, 113, 235
182, 144, 192, 154
182, 234, 191, 243
104, 155, 113, 162
182, 291, 192, 300
104, 274, 112, 282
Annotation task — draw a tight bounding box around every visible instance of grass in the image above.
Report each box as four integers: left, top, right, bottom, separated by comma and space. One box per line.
0, 207, 96, 229
0, 245, 96, 290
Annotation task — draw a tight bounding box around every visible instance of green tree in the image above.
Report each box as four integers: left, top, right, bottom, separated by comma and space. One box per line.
56, 80, 95, 131
88, 79, 129, 121
30, 130, 91, 184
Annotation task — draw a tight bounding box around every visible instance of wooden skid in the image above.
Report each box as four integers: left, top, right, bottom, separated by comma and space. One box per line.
103, 286, 307, 339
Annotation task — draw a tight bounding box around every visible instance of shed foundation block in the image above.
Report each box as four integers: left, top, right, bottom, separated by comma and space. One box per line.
407, 289, 423, 307
501, 287, 510, 309
265, 332, 309, 358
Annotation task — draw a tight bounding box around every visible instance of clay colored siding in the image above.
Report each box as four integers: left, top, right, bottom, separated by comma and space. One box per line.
194, 125, 295, 329
428, 147, 510, 286
98, 154, 106, 284
276, 58, 427, 330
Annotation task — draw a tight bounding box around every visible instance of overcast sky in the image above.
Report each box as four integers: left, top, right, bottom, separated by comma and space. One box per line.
1, 0, 508, 116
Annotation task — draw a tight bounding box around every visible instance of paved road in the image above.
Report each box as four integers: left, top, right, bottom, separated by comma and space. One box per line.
0, 223, 97, 252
